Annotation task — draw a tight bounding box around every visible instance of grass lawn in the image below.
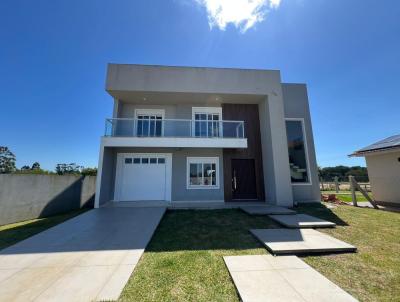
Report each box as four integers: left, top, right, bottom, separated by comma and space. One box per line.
120, 204, 400, 302
336, 194, 368, 202
0, 209, 87, 250
321, 191, 372, 202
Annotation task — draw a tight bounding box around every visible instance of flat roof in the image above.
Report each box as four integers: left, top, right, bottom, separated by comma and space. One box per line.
107, 63, 281, 73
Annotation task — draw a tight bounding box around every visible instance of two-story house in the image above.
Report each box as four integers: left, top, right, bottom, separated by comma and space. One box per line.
94, 64, 320, 208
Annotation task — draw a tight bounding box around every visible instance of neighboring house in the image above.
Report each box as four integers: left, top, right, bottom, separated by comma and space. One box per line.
95, 64, 320, 208
350, 135, 400, 206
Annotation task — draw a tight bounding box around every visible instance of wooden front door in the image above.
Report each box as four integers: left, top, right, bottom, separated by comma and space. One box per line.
231, 159, 257, 200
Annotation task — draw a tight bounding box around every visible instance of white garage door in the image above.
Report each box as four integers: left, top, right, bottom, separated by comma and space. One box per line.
115, 154, 171, 201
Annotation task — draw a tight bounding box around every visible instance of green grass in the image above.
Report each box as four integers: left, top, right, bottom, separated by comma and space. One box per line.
321, 191, 372, 202
119, 210, 280, 302
120, 205, 400, 302
336, 194, 368, 202
0, 209, 88, 250
297, 204, 400, 302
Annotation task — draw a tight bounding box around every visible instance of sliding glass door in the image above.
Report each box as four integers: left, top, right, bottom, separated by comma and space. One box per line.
136, 115, 163, 137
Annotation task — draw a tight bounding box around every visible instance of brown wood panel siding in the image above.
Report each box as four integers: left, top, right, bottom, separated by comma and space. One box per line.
222, 104, 265, 201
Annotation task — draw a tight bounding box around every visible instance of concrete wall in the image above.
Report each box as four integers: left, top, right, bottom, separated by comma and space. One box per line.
366, 151, 400, 205
106, 64, 281, 95
282, 83, 321, 203
98, 147, 116, 206
98, 147, 224, 204
0, 174, 95, 226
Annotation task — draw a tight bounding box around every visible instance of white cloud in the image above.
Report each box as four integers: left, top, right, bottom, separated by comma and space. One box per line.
195, 0, 281, 32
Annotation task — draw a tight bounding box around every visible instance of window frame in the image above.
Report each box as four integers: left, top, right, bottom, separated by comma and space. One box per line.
134, 109, 165, 137
186, 157, 220, 189
285, 118, 312, 186
191, 107, 223, 138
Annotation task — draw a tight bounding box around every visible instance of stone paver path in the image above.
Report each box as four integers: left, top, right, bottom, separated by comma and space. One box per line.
268, 214, 336, 228
224, 255, 358, 302
241, 205, 296, 215
0, 207, 165, 302
250, 228, 356, 255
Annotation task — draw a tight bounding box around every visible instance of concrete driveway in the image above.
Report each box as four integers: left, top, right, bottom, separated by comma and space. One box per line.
0, 207, 165, 302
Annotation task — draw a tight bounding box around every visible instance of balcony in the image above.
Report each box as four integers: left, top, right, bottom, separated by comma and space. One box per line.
102, 118, 248, 149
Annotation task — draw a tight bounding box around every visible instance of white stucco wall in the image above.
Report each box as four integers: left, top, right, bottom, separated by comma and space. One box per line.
365, 151, 400, 205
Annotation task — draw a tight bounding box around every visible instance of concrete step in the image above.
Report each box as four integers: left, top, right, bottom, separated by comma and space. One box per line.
268, 214, 336, 228
224, 255, 357, 302
240, 205, 296, 215
250, 228, 357, 255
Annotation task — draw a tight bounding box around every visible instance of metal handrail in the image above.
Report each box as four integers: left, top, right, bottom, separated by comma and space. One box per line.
105, 118, 246, 138
105, 117, 245, 123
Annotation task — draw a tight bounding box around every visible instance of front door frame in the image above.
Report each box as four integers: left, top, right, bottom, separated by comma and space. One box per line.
231, 158, 258, 201
114, 152, 172, 202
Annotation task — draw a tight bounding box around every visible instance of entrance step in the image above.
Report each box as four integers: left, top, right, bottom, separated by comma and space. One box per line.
223, 255, 357, 302
250, 228, 357, 255
268, 214, 336, 228
240, 205, 296, 215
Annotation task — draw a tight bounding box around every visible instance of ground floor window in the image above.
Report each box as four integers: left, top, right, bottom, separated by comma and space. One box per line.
285, 119, 310, 184
187, 157, 219, 189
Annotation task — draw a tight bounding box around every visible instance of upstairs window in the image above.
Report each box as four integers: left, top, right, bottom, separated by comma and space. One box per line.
135, 109, 164, 137
192, 107, 222, 138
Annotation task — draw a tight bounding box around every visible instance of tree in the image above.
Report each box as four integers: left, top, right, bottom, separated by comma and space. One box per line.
55, 163, 83, 175
318, 165, 369, 182
81, 167, 97, 176
0, 147, 16, 174
21, 165, 31, 170
31, 162, 41, 170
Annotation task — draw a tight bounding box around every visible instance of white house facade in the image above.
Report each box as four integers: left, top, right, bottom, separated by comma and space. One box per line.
95, 64, 320, 208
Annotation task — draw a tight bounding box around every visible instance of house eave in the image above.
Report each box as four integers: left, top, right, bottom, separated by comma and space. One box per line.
349, 146, 400, 157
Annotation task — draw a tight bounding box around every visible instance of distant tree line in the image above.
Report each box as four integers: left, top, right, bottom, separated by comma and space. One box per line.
0, 146, 97, 176
318, 165, 369, 182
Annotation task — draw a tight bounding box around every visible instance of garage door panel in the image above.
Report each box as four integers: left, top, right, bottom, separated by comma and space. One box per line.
116, 154, 170, 201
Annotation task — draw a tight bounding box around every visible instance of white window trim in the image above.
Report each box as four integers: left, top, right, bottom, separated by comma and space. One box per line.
191, 107, 223, 138
134, 109, 165, 137
114, 152, 172, 201
285, 118, 312, 186
186, 157, 220, 189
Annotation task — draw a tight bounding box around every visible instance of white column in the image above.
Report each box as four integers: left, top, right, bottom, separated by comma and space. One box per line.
259, 94, 293, 207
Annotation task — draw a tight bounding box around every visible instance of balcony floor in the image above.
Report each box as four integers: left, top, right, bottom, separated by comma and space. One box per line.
101, 136, 248, 149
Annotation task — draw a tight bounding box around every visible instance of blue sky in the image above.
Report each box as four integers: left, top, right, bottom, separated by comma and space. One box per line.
0, 0, 399, 170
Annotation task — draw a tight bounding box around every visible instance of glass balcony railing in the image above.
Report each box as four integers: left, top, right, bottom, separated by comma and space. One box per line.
104, 118, 245, 139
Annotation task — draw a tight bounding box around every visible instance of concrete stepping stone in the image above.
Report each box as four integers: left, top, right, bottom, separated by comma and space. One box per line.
224, 255, 357, 302
240, 205, 296, 215
250, 228, 357, 255
268, 214, 336, 228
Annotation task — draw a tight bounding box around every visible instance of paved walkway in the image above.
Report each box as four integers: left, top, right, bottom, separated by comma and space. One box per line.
268, 214, 336, 228
0, 207, 165, 302
251, 228, 357, 255
241, 205, 296, 215
224, 255, 357, 302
